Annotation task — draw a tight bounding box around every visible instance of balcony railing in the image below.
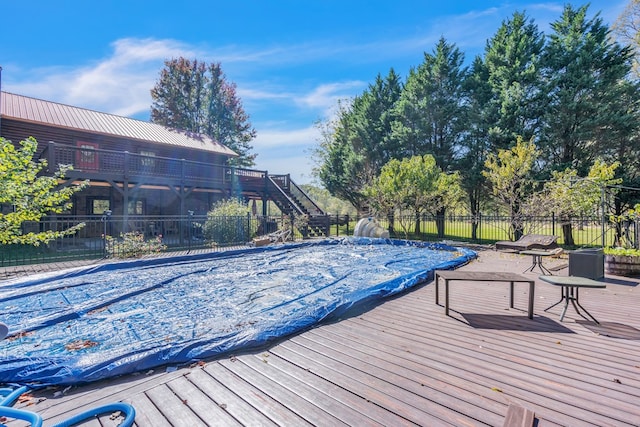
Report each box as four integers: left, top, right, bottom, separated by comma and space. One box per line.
41, 142, 268, 191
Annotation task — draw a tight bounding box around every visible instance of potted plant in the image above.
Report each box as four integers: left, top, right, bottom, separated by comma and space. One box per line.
604, 247, 640, 276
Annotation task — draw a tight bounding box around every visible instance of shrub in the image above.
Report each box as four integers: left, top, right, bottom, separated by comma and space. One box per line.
203, 199, 254, 245
604, 247, 640, 257
105, 232, 166, 258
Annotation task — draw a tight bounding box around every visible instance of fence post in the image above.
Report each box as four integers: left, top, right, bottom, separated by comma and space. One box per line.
101, 210, 112, 258
247, 212, 251, 242
187, 211, 194, 253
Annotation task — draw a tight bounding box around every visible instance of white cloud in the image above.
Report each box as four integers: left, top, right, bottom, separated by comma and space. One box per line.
298, 82, 363, 109
8, 38, 198, 117
250, 125, 322, 184
294, 81, 364, 120
253, 125, 320, 149
254, 152, 318, 185
237, 87, 293, 102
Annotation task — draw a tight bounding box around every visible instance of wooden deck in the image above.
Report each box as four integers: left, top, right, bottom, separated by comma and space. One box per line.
6, 249, 640, 426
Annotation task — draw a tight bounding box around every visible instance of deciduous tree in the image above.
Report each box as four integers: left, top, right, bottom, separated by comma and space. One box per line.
535, 160, 621, 246
0, 137, 87, 245
365, 154, 463, 238
613, 0, 640, 79
482, 137, 538, 240
150, 57, 257, 167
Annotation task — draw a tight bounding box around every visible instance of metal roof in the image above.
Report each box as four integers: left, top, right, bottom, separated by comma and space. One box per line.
0, 91, 237, 157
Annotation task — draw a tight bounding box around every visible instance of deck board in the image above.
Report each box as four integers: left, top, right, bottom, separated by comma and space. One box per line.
144, 384, 207, 426
200, 362, 300, 427
4, 249, 640, 426
271, 341, 473, 426
239, 352, 408, 426
217, 356, 341, 426
124, 393, 171, 427
285, 333, 505, 426
164, 376, 241, 427
335, 307, 638, 425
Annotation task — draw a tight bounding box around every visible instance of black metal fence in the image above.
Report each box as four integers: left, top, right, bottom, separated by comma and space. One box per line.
0, 214, 297, 269
1, 213, 638, 269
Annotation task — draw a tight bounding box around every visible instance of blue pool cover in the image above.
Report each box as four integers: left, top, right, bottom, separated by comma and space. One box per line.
0, 238, 475, 386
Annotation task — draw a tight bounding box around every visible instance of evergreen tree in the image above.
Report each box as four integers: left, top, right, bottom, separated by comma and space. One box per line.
150, 58, 257, 167
315, 103, 370, 213
389, 37, 468, 231
540, 4, 638, 175
349, 69, 404, 175
391, 37, 468, 168
459, 56, 493, 238
483, 11, 544, 151
315, 69, 403, 213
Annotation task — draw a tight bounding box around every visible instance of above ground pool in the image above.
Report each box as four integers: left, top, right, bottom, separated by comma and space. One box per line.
0, 238, 475, 386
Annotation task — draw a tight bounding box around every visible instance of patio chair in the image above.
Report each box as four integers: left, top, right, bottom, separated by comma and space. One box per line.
495, 234, 559, 252
0, 322, 136, 426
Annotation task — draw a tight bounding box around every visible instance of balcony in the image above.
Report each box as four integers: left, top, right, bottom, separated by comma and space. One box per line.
41, 142, 268, 193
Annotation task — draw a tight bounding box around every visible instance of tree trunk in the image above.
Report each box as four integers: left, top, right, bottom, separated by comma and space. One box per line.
562, 221, 574, 247
511, 200, 523, 240
469, 193, 480, 241
436, 207, 446, 238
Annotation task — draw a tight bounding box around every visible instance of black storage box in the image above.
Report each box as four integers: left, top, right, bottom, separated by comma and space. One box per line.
569, 248, 604, 280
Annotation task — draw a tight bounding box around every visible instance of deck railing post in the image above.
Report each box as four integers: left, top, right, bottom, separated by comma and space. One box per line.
123, 152, 129, 179
47, 141, 56, 172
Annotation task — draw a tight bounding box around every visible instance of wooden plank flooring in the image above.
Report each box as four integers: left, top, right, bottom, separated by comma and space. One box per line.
4, 249, 640, 426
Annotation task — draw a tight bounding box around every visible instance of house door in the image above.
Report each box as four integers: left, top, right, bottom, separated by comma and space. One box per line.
76, 141, 99, 170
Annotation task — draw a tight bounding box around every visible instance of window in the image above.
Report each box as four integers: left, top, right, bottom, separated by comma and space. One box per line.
128, 200, 145, 215
89, 198, 111, 215
76, 141, 99, 170
140, 150, 156, 168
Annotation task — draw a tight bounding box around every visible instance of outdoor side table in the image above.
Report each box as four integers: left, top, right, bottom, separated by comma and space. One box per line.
520, 250, 554, 275
539, 275, 606, 323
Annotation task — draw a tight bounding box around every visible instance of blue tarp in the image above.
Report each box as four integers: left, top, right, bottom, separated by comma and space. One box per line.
0, 238, 475, 386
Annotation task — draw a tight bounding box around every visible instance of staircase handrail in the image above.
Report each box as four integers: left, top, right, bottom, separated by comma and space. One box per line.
267, 176, 305, 216
288, 180, 325, 216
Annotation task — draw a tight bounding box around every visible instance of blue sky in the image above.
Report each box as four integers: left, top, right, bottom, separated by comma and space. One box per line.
1, 1, 627, 185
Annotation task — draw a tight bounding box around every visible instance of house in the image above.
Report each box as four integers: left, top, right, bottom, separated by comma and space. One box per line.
0, 91, 328, 236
